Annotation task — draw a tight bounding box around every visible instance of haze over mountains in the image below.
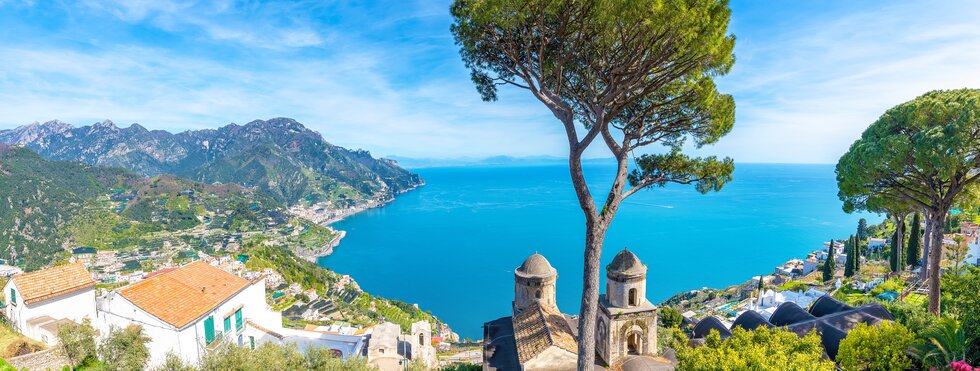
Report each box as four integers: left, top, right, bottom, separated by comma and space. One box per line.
0, 118, 422, 210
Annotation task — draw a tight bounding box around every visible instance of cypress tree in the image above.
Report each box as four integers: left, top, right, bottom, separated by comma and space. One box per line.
822, 239, 836, 282
857, 218, 868, 240
852, 234, 861, 274
906, 212, 922, 267
844, 235, 855, 277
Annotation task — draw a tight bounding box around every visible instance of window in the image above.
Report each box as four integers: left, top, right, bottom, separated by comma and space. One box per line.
235, 308, 243, 331
419, 333, 425, 345
204, 316, 216, 344
9, 288, 15, 306
628, 288, 637, 306
224, 316, 232, 333
249, 336, 255, 350
535, 290, 541, 299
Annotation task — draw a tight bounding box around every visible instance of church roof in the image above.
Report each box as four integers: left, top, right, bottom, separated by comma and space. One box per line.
515, 253, 557, 278
512, 303, 577, 363
607, 249, 646, 276
691, 295, 894, 360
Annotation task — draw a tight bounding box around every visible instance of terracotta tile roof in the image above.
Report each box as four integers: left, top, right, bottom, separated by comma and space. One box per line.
118, 261, 250, 329
12, 262, 95, 304
512, 303, 578, 363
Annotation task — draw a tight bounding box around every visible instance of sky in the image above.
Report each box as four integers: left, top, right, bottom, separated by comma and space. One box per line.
0, 1, 978, 163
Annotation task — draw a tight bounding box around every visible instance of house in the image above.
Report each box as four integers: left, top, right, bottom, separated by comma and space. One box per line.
96, 261, 281, 367
2, 263, 96, 345
868, 238, 886, 251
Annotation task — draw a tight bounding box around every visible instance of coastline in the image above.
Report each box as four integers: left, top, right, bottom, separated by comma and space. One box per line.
289, 180, 426, 261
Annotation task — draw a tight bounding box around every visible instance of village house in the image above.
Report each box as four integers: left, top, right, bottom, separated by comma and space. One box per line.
96, 261, 282, 366
2, 263, 96, 345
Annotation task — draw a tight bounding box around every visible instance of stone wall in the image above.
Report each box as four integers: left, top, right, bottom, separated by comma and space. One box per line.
7, 349, 68, 370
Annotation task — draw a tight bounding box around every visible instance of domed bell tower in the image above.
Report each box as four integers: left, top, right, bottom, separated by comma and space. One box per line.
596, 249, 658, 366
606, 249, 648, 308
513, 253, 558, 315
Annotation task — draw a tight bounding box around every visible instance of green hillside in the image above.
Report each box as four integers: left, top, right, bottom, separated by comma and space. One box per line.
0, 145, 333, 270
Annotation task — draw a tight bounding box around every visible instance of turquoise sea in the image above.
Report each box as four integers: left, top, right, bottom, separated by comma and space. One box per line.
319, 163, 880, 339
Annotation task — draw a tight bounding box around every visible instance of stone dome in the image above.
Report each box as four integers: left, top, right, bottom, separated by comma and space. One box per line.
515, 253, 557, 278
607, 249, 646, 276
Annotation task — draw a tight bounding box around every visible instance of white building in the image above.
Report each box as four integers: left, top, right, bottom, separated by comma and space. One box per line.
2, 263, 97, 345
96, 261, 282, 367
366, 320, 436, 371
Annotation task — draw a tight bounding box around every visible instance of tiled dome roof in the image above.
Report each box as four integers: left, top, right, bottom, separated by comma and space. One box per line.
516, 253, 557, 278
607, 249, 646, 276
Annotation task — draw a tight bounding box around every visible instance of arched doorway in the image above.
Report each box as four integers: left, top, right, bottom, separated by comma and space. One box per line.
626, 332, 641, 355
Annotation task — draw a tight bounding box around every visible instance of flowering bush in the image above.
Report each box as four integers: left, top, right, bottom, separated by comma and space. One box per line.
950, 360, 978, 371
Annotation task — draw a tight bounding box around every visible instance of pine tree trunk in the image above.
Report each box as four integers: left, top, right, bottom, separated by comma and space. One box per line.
576, 226, 605, 371
927, 214, 945, 316
921, 217, 932, 280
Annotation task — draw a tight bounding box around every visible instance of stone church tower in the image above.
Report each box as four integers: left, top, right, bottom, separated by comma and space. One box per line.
596, 249, 658, 366
513, 253, 558, 315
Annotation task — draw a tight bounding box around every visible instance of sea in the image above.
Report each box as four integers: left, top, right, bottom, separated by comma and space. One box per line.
319, 163, 881, 339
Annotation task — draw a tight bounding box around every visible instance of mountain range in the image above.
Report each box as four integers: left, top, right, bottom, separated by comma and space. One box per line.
0, 118, 422, 211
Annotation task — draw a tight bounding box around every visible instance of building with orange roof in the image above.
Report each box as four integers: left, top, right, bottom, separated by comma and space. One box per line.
2, 262, 96, 345
96, 261, 281, 367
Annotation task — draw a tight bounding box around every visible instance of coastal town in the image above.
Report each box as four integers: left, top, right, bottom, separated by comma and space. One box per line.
0, 247, 462, 370
3, 0, 980, 370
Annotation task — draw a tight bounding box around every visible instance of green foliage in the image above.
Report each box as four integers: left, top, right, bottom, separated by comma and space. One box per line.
199, 342, 376, 371
657, 327, 689, 356
884, 300, 935, 335
660, 307, 684, 329
676, 327, 833, 371
907, 212, 922, 267
441, 364, 481, 371
56, 318, 97, 369
858, 218, 869, 240
152, 352, 195, 371
870, 277, 905, 297
98, 326, 151, 371
822, 239, 835, 282
912, 317, 971, 368
836, 322, 916, 371
942, 267, 980, 362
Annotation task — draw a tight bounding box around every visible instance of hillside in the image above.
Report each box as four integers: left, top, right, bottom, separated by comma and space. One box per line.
0, 145, 334, 269
0, 118, 423, 217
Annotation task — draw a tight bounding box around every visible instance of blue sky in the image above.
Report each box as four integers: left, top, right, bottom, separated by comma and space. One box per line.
0, 1, 978, 163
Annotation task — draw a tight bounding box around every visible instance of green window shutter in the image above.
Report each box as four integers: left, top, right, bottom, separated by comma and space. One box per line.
204, 316, 215, 344
9, 288, 15, 305
223, 316, 231, 333
235, 308, 243, 330
249, 336, 255, 349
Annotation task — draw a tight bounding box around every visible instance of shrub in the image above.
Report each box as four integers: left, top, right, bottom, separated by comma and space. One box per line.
657, 327, 689, 355
837, 322, 915, 371
660, 307, 684, 329
912, 317, 970, 369
676, 327, 833, 371
56, 318, 97, 368
98, 326, 151, 371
